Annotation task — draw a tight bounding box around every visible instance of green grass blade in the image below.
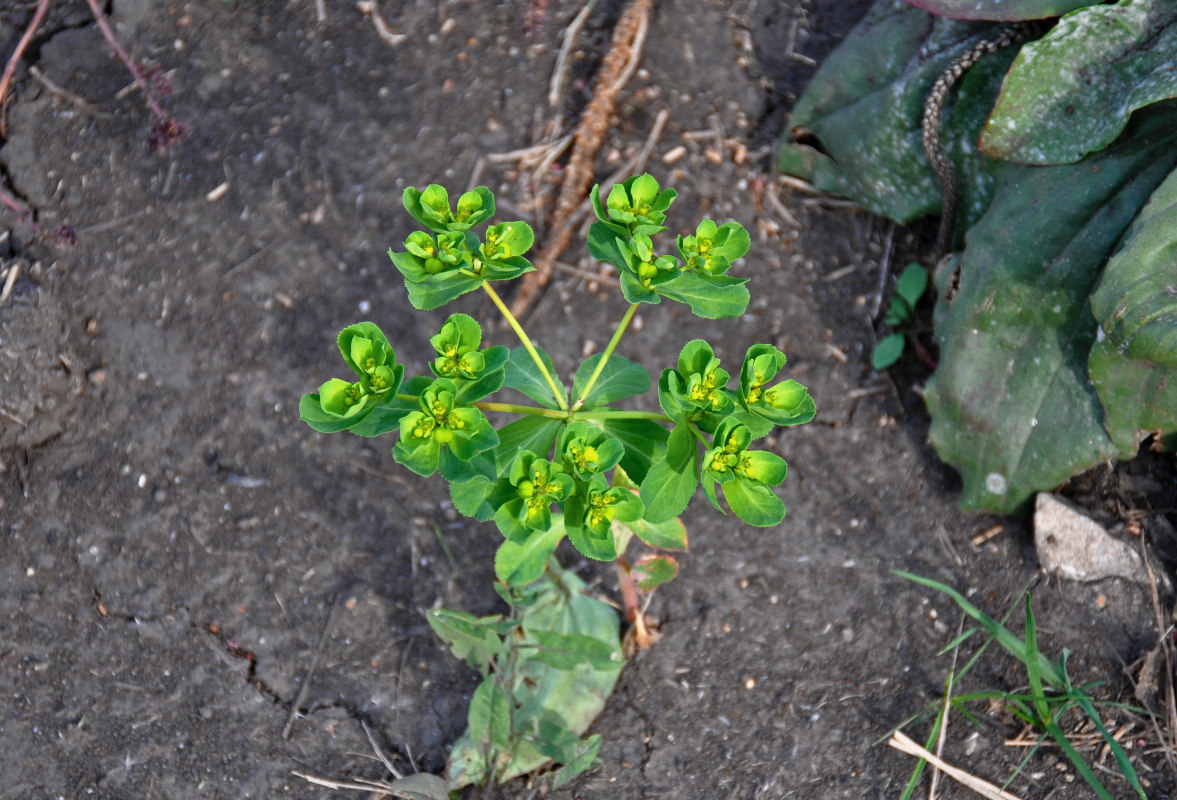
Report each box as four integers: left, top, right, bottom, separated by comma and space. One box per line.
1023, 594, 1052, 726
1044, 719, 1116, 800
895, 572, 1063, 685
1067, 691, 1148, 799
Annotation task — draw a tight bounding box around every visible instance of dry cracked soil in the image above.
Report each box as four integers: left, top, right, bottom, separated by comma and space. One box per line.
2, 1, 1175, 799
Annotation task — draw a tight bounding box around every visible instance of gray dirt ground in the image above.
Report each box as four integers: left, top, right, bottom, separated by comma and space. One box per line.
1, 1, 1174, 798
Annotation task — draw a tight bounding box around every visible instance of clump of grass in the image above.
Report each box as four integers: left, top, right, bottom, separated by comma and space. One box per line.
891, 572, 1149, 800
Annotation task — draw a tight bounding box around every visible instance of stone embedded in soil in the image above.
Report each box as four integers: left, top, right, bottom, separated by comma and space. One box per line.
1034, 493, 1144, 583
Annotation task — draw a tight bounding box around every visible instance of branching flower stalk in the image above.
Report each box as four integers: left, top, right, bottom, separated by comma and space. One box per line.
301, 175, 816, 788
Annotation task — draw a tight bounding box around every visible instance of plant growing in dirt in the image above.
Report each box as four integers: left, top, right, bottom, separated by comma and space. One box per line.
777, 0, 1177, 514
891, 573, 1148, 800
871, 261, 930, 370
300, 175, 815, 790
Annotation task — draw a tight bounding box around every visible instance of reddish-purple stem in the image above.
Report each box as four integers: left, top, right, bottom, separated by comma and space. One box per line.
0, 0, 51, 133
82, 0, 169, 122
0, 186, 36, 230
615, 555, 640, 627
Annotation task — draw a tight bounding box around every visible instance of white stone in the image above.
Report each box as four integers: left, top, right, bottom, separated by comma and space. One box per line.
1034, 493, 1144, 583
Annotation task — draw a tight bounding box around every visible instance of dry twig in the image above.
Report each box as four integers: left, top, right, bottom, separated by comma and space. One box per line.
358, 0, 407, 46
889, 730, 1027, 800
282, 594, 341, 741
509, 0, 653, 318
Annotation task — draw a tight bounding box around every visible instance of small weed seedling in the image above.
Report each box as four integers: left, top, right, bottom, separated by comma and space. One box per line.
871, 261, 929, 371
892, 573, 1148, 800
301, 175, 815, 791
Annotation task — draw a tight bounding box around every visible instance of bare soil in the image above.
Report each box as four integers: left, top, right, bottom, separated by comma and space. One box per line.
2, 2, 1174, 798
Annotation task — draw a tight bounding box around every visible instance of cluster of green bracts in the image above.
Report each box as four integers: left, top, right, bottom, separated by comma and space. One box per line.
301, 175, 815, 583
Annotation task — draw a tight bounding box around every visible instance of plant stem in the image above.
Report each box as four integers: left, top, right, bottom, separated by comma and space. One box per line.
398, 391, 670, 423
83, 0, 170, 122
575, 408, 671, 422
572, 302, 638, 410
481, 281, 569, 411
476, 401, 567, 419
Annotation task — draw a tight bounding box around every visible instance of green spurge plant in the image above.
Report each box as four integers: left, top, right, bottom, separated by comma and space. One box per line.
777, 0, 1177, 514
300, 176, 815, 790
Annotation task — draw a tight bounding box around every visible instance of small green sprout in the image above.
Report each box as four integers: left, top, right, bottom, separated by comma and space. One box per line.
872, 262, 929, 371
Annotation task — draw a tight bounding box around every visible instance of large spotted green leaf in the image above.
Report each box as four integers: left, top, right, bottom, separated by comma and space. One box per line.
925, 105, 1177, 513
981, 0, 1177, 164
1088, 164, 1177, 453
903, 0, 1097, 20
776, 0, 1023, 239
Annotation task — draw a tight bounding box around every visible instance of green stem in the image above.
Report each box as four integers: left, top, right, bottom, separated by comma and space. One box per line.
481, 281, 569, 411
575, 409, 672, 422
476, 401, 567, 419
572, 303, 639, 410
685, 421, 712, 446
397, 393, 670, 423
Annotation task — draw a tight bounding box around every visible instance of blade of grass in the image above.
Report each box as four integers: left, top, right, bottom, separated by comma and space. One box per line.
896, 572, 1063, 686
1044, 718, 1117, 800
1023, 594, 1052, 726
898, 571, 1148, 800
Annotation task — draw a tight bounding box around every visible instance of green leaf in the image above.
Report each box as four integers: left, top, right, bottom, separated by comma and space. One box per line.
426, 608, 503, 676
493, 416, 564, 472
404, 270, 484, 311
468, 678, 512, 752
657, 271, 750, 319
438, 448, 495, 483
1023, 594, 1051, 726
504, 346, 566, 409
451, 475, 494, 520
403, 184, 495, 232
630, 554, 679, 592
720, 479, 786, 527
1090, 164, 1177, 368
571, 352, 651, 408
1089, 164, 1177, 453
337, 321, 397, 379
393, 434, 442, 477
593, 417, 668, 485
564, 516, 618, 561
904, 0, 1098, 20
981, 1, 1177, 165
299, 392, 358, 433
454, 365, 507, 405
925, 104, 1177, 513
895, 262, 928, 308
871, 333, 906, 371
366, 773, 450, 800
622, 515, 689, 552
550, 734, 603, 790
494, 519, 567, 587
776, 3, 1020, 231
525, 629, 625, 671
448, 562, 623, 789
639, 423, 699, 523
585, 220, 629, 271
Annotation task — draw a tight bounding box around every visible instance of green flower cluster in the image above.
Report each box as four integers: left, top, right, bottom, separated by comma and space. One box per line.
394, 378, 499, 478
306, 322, 404, 428
587, 173, 753, 318
473, 422, 640, 561
677, 219, 752, 277
389, 185, 536, 311
701, 418, 790, 526
643, 339, 815, 526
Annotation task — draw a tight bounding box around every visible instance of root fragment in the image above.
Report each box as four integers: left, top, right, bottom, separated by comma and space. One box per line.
509, 0, 653, 319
